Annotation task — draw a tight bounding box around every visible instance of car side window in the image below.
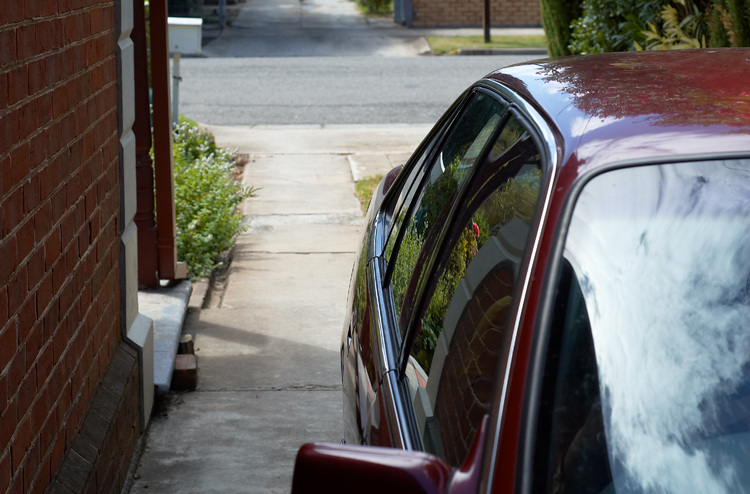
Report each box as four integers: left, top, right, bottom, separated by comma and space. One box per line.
385, 91, 510, 339
405, 114, 543, 466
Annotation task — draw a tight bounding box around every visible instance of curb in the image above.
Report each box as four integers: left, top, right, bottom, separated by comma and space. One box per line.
456, 47, 548, 56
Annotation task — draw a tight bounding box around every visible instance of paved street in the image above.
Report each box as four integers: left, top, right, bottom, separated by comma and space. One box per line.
129, 0, 543, 492
178, 55, 539, 125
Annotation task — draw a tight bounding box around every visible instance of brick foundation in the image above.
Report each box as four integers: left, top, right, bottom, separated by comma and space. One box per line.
45, 344, 140, 494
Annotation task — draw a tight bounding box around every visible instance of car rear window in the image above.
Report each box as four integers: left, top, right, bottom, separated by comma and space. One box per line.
534, 159, 750, 494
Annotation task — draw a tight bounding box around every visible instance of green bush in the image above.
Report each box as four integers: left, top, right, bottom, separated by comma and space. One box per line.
172, 119, 257, 278
355, 0, 392, 15
569, 0, 668, 53
639, 0, 709, 49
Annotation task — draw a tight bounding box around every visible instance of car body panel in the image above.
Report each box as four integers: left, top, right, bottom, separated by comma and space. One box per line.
326, 48, 750, 494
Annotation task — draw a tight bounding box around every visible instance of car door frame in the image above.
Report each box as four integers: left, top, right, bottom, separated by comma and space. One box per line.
373, 79, 560, 478
352, 89, 475, 449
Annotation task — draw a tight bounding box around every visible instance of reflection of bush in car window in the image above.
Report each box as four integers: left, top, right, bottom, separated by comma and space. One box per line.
388, 93, 509, 326
413, 167, 541, 373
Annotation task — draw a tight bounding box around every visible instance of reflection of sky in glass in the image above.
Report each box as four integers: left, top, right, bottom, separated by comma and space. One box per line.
565, 160, 750, 493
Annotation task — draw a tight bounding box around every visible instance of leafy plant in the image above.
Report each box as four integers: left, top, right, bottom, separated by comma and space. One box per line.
171, 119, 257, 278
569, 0, 669, 53
354, 0, 392, 15
638, 0, 709, 49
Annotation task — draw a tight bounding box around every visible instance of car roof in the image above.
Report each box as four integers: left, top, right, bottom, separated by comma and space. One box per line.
485, 49, 750, 177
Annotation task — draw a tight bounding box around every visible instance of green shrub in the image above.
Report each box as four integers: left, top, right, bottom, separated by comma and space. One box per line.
639, 0, 709, 49
355, 0, 392, 15
569, 0, 668, 53
172, 119, 257, 278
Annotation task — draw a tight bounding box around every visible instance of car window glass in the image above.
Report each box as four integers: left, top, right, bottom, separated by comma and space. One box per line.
533, 159, 750, 494
386, 92, 509, 337
405, 115, 543, 466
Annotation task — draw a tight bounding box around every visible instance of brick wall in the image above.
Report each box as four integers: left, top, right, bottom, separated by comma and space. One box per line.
0, 1, 128, 493
411, 0, 540, 27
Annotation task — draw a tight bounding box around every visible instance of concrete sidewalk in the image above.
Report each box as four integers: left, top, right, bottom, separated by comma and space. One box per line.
127, 124, 430, 493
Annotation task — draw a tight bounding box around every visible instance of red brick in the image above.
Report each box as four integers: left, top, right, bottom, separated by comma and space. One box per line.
0, 398, 17, 454
17, 297, 37, 339
2, 187, 24, 237
0, 112, 19, 165
16, 217, 35, 262
23, 176, 41, 215
27, 58, 46, 96
16, 25, 35, 61
11, 415, 32, 472
0, 319, 18, 372
39, 413, 56, 453
27, 247, 45, 290
35, 92, 53, 130
0, 236, 17, 283
60, 211, 76, 249
33, 200, 52, 240
25, 442, 43, 494
44, 227, 61, 271
10, 144, 30, 193
36, 274, 53, 318
38, 162, 57, 201
52, 84, 68, 118
17, 368, 37, 418
0, 286, 7, 328
8, 266, 28, 318
0, 28, 17, 69
0, 373, 6, 411
51, 263, 65, 294
50, 188, 66, 225
42, 0, 58, 16
0, 451, 9, 494
35, 21, 57, 54
29, 130, 49, 172
0, 1, 23, 25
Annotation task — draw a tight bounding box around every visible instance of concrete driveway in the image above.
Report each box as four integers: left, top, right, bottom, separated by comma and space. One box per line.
201, 0, 429, 57
128, 0, 435, 491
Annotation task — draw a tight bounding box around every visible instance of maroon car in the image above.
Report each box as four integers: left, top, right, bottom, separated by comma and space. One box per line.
293, 49, 750, 494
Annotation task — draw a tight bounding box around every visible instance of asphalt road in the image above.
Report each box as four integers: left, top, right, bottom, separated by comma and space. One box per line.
177, 54, 544, 125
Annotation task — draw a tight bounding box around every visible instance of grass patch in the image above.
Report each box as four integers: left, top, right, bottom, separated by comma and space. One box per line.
425, 35, 548, 55
355, 175, 384, 213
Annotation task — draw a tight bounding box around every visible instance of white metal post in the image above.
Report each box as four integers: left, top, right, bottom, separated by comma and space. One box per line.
172, 52, 181, 128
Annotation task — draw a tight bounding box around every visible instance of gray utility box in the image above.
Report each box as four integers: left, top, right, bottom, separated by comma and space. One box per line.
167, 17, 203, 55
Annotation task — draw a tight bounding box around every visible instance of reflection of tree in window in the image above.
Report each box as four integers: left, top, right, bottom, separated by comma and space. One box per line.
413, 124, 541, 373
407, 120, 542, 467
387, 93, 508, 326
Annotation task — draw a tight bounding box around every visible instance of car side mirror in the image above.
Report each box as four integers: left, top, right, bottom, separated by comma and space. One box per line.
381, 164, 403, 195
291, 442, 452, 494
291, 416, 488, 494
